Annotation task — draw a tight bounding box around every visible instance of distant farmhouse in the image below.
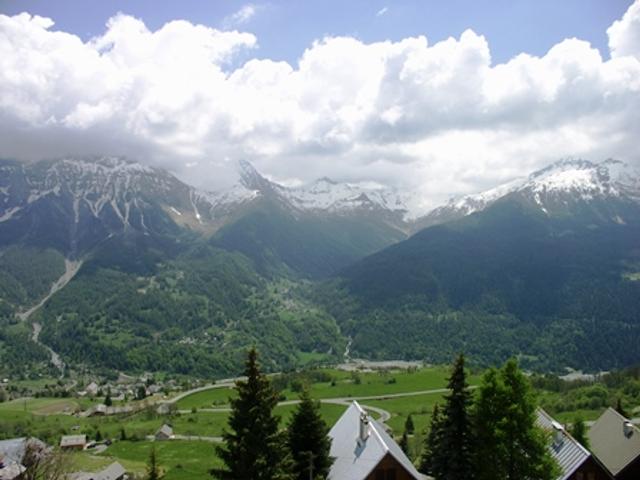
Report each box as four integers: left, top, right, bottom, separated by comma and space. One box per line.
155, 424, 174, 441
60, 434, 87, 450
328, 401, 424, 480
536, 408, 612, 480
69, 461, 127, 480
588, 408, 640, 480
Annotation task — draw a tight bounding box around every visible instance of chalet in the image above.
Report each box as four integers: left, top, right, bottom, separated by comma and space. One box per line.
69, 461, 127, 480
536, 408, 612, 480
155, 424, 174, 441
85, 382, 99, 396
588, 407, 640, 480
60, 434, 87, 450
328, 401, 424, 480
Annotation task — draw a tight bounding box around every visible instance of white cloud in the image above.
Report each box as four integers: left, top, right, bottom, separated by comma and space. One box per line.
608, 0, 640, 59
224, 4, 259, 27
0, 2, 639, 208
376, 7, 388, 17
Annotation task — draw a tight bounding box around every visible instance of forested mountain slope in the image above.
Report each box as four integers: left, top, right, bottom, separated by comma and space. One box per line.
329, 160, 640, 371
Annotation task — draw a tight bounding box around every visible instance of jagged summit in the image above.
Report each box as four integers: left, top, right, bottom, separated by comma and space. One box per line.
217, 159, 414, 219
524, 158, 640, 200
418, 158, 640, 227
236, 159, 273, 192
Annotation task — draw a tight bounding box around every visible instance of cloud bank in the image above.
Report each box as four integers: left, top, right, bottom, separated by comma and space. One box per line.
1, 2, 639, 206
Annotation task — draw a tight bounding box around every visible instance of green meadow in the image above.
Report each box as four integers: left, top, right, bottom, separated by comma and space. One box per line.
3, 364, 637, 477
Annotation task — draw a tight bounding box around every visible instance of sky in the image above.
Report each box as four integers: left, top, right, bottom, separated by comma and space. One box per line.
0, 0, 639, 208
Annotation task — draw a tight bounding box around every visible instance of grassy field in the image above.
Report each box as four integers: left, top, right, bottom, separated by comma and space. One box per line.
176, 366, 482, 411
0, 397, 93, 415
367, 392, 446, 433
280, 366, 472, 399
97, 440, 219, 479
176, 387, 236, 410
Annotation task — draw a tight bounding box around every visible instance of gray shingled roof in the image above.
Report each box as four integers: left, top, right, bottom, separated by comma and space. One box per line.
0, 437, 46, 463
588, 407, 640, 476
536, 408, 591, 480
69, 461, 126, 480
328, 401, 422, 480
0, 438, 47, 480
0, 438, 28, 465
60, 435, 87, 448
156, 424, 173, 437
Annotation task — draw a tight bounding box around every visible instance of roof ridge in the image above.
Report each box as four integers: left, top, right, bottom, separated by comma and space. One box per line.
353, 400, 390, 452
537, 408, 591, 457
369, 419, 389, 453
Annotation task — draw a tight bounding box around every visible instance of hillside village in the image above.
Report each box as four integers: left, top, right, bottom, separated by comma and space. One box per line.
1, 354, 639, 480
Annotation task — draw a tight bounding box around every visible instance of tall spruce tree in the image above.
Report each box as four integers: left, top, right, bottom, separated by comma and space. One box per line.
473, 368, 506, 480
212, 348, 290, 480
428, 354, 475, 480
287, 388, 333, 480
474, 358, 558, 480
419, 403, 444, 476
147, 447, 160, 480
405, 414, 415, 434
615, 397, 629, 418
399, 430, 409, 455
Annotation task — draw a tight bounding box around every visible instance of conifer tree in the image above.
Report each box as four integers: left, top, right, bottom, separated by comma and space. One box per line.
147, 447, 160, 480
419, 404, 444, 476
287, 388, 333, 480
474, 358, 558, 480
399, 430, 409, 455
405, 414, 415, 434
615, 397, 629, 418
570, 417, 589, 449
430, 354, 475, 480
212, 348, 290, 480
474, 368, 505, 480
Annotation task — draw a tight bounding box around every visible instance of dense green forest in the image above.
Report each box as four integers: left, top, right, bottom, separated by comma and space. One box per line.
0, 246, 66, 308
325, 197, 640, 371
0, 246, 66, 376
34, 238, 344, 377
534, 366, 640, 417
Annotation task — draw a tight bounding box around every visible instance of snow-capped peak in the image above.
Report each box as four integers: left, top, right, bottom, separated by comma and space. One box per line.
205, 160, 413, 218
420, 158, 640, 226
237, 159, 272, 192
521, 158, 640, 200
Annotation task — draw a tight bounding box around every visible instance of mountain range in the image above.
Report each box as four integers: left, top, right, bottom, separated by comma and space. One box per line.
1, 156, 639, 377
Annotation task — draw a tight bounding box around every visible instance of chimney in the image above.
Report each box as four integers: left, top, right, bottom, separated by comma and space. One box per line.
552, 421, 564, 446
624, 421, 634, 438
359, 411, 369, 443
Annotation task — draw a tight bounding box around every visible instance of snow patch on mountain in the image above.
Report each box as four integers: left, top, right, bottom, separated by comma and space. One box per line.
421, 158, 640, 224
281, 177, 410, 216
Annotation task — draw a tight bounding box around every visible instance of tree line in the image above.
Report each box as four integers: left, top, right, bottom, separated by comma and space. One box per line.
421, 355, 558, 480
205, 349, 559, 480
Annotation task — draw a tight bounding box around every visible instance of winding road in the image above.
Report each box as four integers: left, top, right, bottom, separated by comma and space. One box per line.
168, 384, 464, 436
